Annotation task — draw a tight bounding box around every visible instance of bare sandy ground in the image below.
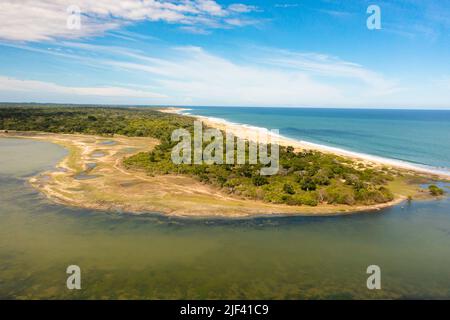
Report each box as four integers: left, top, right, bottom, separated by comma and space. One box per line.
0, 131, 428, 217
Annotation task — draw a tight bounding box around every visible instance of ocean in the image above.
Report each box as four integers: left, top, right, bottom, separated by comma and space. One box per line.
179, 107, 450, 173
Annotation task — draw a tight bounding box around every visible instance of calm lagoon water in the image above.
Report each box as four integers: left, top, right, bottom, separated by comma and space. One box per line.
1, 138, 450, 299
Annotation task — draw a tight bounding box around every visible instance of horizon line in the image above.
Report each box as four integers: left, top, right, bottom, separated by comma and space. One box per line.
1, 101, 450, 111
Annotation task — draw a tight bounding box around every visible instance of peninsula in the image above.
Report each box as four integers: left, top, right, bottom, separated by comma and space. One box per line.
0, 104, 445, 217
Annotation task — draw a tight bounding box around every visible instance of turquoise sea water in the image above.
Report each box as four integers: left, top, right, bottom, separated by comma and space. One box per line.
181, 107, 450, 172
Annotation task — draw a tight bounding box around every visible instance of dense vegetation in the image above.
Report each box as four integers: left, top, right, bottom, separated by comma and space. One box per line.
125, 143, 395, 206
429, 185, 444, 196
0, 103, 193, 145
0, 104, 397, 206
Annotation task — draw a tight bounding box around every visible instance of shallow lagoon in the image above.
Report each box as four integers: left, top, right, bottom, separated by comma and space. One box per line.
1, 138, 450, 299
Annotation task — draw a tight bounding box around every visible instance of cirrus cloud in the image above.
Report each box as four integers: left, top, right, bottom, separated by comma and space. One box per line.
0, 76, 167, 100
0, 0, 260, 42
1, 41, 403, 107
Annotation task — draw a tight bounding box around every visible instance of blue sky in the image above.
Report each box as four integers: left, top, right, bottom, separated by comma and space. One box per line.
0, 0, 449, 108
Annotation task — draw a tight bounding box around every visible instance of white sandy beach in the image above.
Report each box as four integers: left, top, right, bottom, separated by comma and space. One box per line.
159, 107, 450, 180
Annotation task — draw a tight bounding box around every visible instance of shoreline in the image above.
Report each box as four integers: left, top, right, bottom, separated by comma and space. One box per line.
159, 107, 450, 181
0, 131, 432, 218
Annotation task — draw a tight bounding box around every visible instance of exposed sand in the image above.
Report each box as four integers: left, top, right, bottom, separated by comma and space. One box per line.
0, 131, 429, 218
159, 107, 450, 181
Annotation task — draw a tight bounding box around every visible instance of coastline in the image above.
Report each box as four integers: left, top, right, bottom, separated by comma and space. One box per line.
0, 131, 431, 218
159, 107, 450, 181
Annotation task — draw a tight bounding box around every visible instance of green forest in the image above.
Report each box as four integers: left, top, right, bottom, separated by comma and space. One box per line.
0, 104, 403, 206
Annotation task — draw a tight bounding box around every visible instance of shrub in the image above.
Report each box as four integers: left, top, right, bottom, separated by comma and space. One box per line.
429, 185, 444, 196
289, 193, 318, 206
299, 177, 316, 191
252, 175, 268, 186
283, 183, 295, 194
313, 170, 330, 186
325, 186, 355, 205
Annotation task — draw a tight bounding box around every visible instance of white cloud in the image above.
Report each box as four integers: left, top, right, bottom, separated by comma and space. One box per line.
224, 18, 259, 27
0, 0, 259, 42
260, 49, 400, 96
179, 26, 212, 35
274, 4, 299, 9
0, 1, 119, 42
61, 44, 398, 106
0, 41, 411, 107
195, 0, 226, 16
0, 76, 167, 99
228, 4, 257, 13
